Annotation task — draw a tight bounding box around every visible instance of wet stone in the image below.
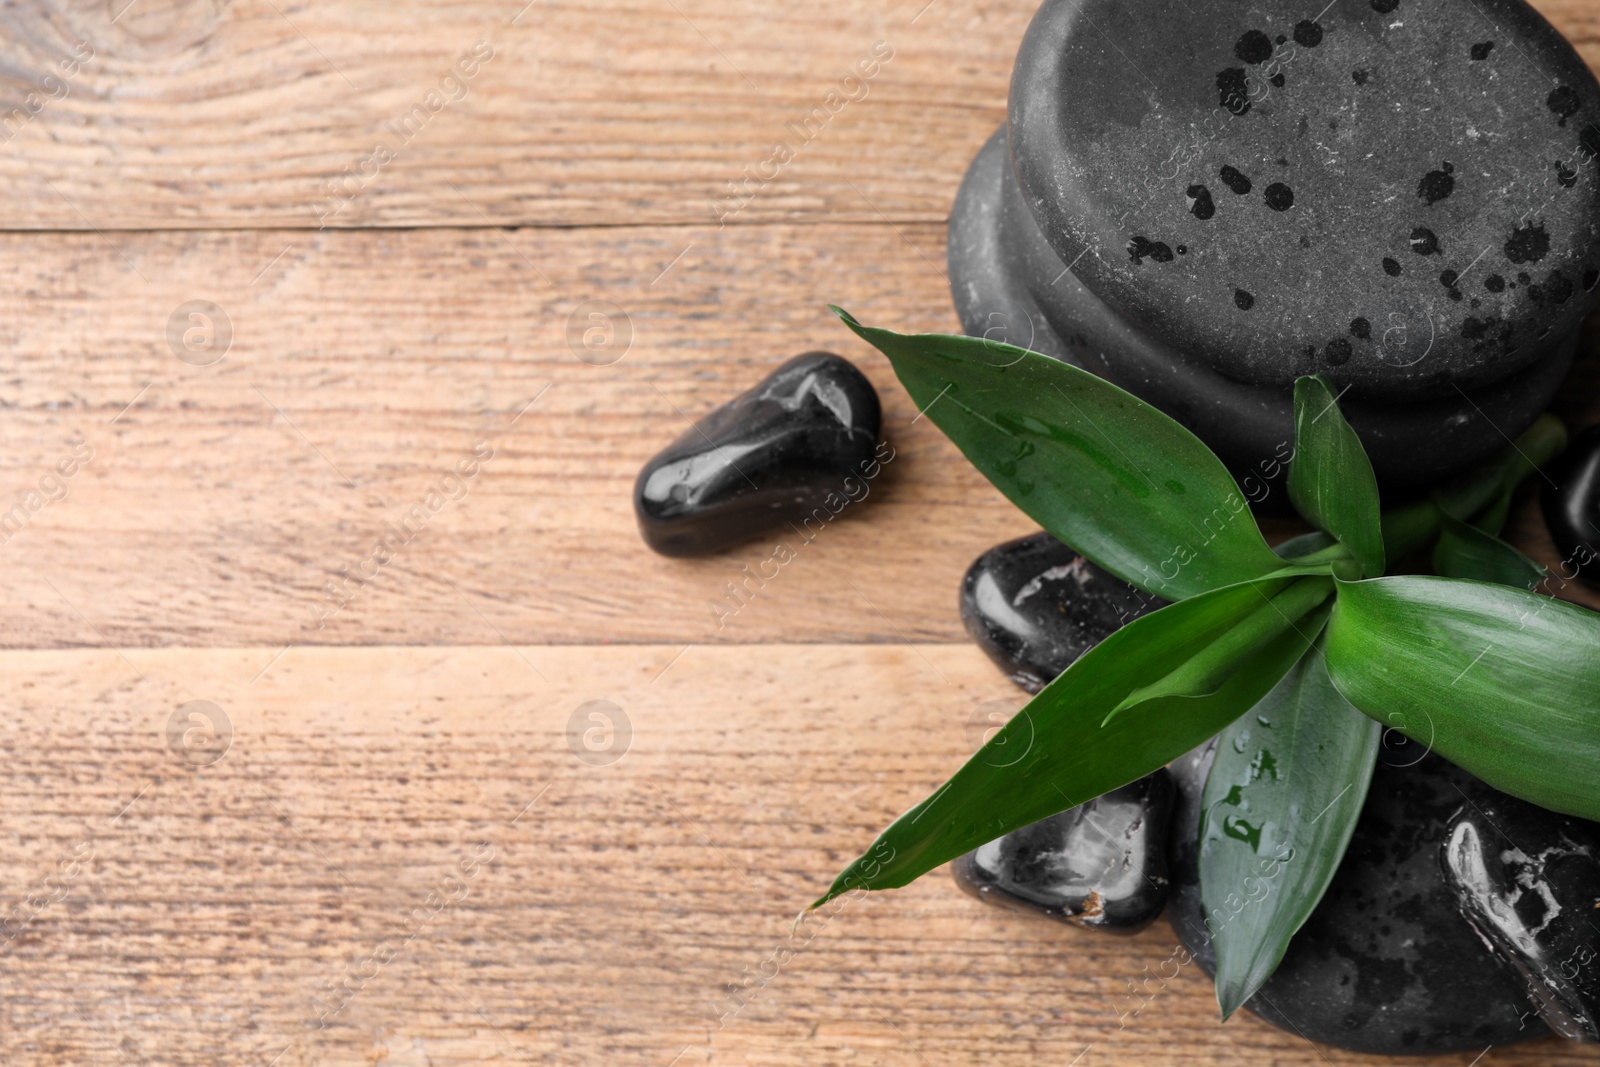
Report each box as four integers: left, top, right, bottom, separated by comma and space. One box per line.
633, 352, 881, 557
952, 771, 1176, 933
1541, 424, 1600, 585
1166, 743, 1546, 1054
997, 0, 1600, 405
1442, 786, 1600, 1041
959, 532, 1166, 693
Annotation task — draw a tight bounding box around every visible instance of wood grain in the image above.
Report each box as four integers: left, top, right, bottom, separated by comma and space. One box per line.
0, 221, 1037, 649
3, 1, 1599, 1063
0, 643, 1593, 1067
0, 0, 1023, 230
2, 223, 1593, 651
0, 0, 1590, 230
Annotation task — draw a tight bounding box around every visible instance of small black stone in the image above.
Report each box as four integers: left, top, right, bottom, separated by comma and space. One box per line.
1486, 273, 1507, 292
1234, 288, 1255, 310
1175, 244, 1188, 255
1352, 68, 1371, 85
1351, 316, 1371, 339
1410, 226, 1442, 255
1218, 164, 1251, 195
1293, 20, 1324, 47
1506, 221, 1551, 264
1383, 256, 1403, 276
1325, 338, 1353, 365
952, 771, 1176, 933
1549, 84, 1582, 125
1127, 236, 1175, 264
1442, 788, 1600, 1041
1234, 29, 1274, 64
1518, 271, 1532, 283
634, 352, 881, 557
1471, 41, 1495, 60
1541, 424, 1600, 585
1419, 163, 1456, 205
1372, 0, 1400, 11
1276, 34, 1287, 45
1263, 182, 1294, 211
1270, 72, 1285, 88
1186, 183, 1215, 220
959, 531, 1165, 693
1167, 745, 1548, 1054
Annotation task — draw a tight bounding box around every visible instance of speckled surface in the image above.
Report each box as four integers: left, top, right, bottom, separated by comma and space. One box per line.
1166, 742, 1546, 1054
1008, 0, 1600, 399
948, 126, 1577, 492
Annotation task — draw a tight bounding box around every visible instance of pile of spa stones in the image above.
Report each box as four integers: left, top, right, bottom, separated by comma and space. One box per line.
636, 358, 1600, 1055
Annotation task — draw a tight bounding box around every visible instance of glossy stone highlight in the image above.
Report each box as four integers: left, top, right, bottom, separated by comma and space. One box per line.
1442, 788, 1600, 1041
959, 532, 1166, 693
1166, 743, 1545, 1053
952, 771, 1175, 932
1541, 424, 1600, 585
634, 352, 881, 557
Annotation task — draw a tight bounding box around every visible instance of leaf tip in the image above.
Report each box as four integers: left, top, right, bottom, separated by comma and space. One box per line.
1215, 980, 1251, 1022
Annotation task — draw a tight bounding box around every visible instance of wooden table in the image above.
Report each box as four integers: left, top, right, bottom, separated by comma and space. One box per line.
2, 1, 1598, 1063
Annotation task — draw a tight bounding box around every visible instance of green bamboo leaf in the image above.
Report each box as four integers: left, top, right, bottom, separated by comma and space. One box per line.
1201, 640, 1379, 1019
1274, 530, 1337, 560
1433, 414, 1567, 537
1287, 376, 1384, 577
1323, 575, 1600, 820
813, 575, 1333, 907
1432, 514, 1546, 590
834, 308, 1283, 601
1106, 580, 1331, 721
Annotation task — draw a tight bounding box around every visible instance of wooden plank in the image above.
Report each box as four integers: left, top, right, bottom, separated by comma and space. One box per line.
0, 221, 1025, 649
0, 0, 1022, 230
0, 0, 1593, 229
0, 643, 1593, 1066
3, 223, 1594, 651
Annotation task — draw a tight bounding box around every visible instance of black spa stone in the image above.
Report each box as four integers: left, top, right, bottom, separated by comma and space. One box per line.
1165, 743, 1546, 1054
1542, 424, 1600, 585
959, 532, 1166, 693
951, 770, 1175, 933
1442, 787, 1600, 1041
634, 352, 881, 557
950, 0, 1600, 490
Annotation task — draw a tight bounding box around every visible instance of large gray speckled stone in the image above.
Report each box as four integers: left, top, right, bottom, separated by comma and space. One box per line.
1008, 0, 1600, 400
948, 125, 1577, 494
